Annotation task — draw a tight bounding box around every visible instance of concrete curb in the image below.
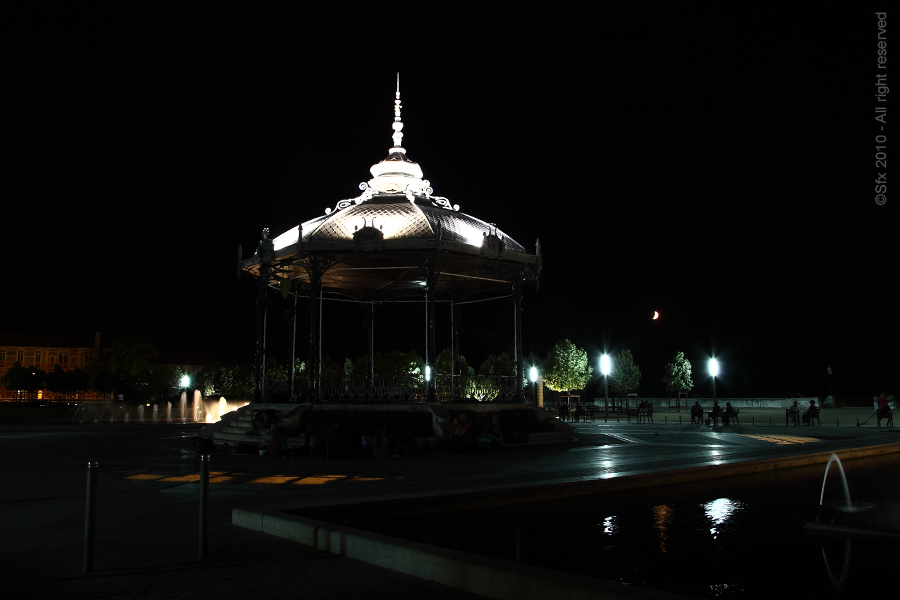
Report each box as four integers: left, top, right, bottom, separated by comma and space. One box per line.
233, 508, 694, 600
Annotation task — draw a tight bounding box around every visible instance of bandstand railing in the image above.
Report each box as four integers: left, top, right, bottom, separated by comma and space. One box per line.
303, 374, 523, 403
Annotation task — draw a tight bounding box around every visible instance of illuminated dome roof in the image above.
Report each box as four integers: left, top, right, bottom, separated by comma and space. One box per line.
270, 76, 526, 255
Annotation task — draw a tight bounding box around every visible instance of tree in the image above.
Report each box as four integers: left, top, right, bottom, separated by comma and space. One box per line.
71, 367, 92, 397
435, 348, 475, 398
477, 352, 515, 377
609, 348, 641, 401
90, 334, 161, 402
1, 361, 29, 399
661, 351, 693, 405
46, 364, 71, 399
543, 339, 593, 392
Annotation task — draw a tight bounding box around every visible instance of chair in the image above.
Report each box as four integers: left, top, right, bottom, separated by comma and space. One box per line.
786, 409, 800, 426
725, 408, 739, 426
708, 411, 721, 426
690, 407, 703, 425
877, 410, 893, 427
803, 406, 820, 426
639, 405, 653, 424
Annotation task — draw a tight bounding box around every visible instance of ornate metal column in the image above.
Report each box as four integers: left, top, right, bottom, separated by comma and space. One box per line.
307, 258, 323, 403
451, 296, 462, 401
424, 255, 438, 402
513, 266, 525, 402
253, 229, 274, 404
287, 287, 297, 400
363, 299, 375, 388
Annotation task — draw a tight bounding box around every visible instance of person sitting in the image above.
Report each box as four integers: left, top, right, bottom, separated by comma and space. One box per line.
267, 425, 287, 458
876, 392, 893, 426
690, 402, 703, 424
802, 399, 818, 425
251, 408, 278, 436
723, 402, 737, 426
787, 400, 800, 425
572, 402, 584, 422
709, 401, 722, 425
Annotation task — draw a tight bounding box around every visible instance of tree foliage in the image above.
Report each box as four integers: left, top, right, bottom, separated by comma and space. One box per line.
1, 362, 48, 399
478, 352, 516, 377
0, 361, 29, 396
661, 351, 693, 397
609, 348, 641, 397
543, 339, 593, 392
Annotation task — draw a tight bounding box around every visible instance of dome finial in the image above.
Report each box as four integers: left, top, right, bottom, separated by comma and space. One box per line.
391, 72, 404, 151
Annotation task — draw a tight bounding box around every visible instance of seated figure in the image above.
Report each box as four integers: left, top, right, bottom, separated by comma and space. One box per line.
709, 401, 722, 424
802, 400, 818, 425
690, 402, 703, 424
787, 400, 800, 425
723, 402, 737, 425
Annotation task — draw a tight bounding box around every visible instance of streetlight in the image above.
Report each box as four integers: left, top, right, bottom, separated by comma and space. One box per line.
529, 366, 538, 405
600, 354, 611, 417
709, 358, 719, 404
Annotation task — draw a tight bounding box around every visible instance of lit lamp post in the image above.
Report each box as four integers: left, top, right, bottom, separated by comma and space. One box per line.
601, 354, 611, 418
530, 366, 538, 405
709, 358, 719, 404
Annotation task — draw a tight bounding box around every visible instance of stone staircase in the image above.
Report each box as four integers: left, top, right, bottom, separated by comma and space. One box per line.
198, 402, 576, 449
198, 403, 309, 446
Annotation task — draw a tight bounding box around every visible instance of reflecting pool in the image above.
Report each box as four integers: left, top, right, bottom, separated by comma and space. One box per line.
301, 453, 900, 598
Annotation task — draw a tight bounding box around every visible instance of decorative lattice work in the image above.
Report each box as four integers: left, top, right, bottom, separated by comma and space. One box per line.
308, 202, 432, 241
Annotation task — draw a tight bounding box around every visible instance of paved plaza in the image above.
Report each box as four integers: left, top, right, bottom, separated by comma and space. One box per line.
1, 408, 897, 599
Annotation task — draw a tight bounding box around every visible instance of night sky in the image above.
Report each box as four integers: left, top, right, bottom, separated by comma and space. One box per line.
4, 6, 895, 399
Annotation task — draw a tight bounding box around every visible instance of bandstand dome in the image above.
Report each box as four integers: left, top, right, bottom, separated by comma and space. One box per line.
242, 78, 539, 302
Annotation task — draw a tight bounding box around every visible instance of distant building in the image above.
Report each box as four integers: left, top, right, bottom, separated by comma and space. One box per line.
0, 332, 102, 399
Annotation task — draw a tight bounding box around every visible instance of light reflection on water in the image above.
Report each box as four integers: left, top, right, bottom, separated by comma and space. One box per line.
306, 454, 900, 599
703, 497, 743, 538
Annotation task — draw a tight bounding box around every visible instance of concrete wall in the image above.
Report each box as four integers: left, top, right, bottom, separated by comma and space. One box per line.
587, 398, 820, 409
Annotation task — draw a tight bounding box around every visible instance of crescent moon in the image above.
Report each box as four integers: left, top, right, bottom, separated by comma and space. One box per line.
653, 311, 659, 320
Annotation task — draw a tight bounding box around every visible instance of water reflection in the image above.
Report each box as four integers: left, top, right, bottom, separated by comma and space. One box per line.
703, 497, 743, 538
652, 505, 673, 553
602, 515, 617, 534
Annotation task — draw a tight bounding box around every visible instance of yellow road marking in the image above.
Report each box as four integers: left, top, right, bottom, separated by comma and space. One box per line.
739, 434, 819, 445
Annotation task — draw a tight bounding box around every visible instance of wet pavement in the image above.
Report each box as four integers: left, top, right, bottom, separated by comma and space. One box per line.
1, 412, 897, 599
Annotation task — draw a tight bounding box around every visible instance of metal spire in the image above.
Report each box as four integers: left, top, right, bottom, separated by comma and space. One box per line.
391, 72, 404, 151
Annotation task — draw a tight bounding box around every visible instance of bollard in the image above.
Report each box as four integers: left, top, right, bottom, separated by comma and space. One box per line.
752, 416, 755, 425
857, 418, 860, 426
616, 412, 619, 423
769, 416, 772, 425
665, 416, 667, 424
199, 454, 210, 559
837, 417, 839, 427
83, 461, 98, 573
679, 415, 682, 424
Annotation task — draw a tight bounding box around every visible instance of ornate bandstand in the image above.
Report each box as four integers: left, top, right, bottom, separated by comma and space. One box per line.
238, 78, 542, 403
